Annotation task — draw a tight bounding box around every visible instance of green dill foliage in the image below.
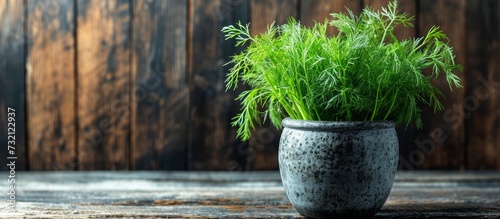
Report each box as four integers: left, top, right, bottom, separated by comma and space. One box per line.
222, 0, 462, 141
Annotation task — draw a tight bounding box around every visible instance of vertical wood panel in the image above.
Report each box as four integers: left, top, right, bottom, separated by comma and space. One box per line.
301, 0, 361, 36
188, 0, 248, 170
0, 0, 26, 170
364, 0, 417, 170
77, 0, 130, 170
131, 0, 188, 170
417, 0, 467, 170
26, 0, 76, 171
250, 0, 298, 35
467, 0, 500, 169
247, 0, 299, 170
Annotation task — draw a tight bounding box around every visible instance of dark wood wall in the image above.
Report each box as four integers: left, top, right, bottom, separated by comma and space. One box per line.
0, 0, 498, 171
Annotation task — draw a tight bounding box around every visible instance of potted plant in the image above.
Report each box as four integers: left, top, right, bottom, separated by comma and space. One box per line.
222, 1, 461, 218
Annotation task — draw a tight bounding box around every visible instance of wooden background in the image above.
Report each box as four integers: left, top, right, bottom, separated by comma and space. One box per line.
0, 0, 498, 171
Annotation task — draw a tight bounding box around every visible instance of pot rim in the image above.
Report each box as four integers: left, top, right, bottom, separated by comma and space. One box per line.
282, 117, 395, 131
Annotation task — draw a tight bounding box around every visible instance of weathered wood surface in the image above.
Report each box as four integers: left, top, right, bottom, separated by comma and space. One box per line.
416, 0, 467, 170
301, 0, 361, 36
250, 0, 299, 35
0, 0, 26, 171
1, 171, 500, 218
26, 0, 77, 171
131, 0, 188, 170
0, 0, 500, 171
76, 0, 131, 170
187, 0, 248, 170
466, 0, 500, 170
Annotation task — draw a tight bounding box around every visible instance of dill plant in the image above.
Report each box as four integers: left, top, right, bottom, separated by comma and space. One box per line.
222, 0, 462, 141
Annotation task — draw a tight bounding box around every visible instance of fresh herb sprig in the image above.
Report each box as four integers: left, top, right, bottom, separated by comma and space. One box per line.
223, 0, 462, 141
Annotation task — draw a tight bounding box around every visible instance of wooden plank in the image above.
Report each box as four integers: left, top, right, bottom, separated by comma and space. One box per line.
246, 125, 281, 170
0, 0, 26, 171
467, 0, 500, 169
416, 0, 467, 170
187, 0, 249, 170
76, 0, 131, 170
247, 0, 299, 170
300, 0, 361, 36
363, 0, 417, 170
26, 0, 76, 170
250, 0, 299, 35
1, 171, 500, 218
394, 171, 500, 182
131, 0, 188, 170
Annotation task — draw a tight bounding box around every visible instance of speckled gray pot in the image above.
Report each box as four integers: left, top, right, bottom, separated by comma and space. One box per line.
279, 118, 398, 219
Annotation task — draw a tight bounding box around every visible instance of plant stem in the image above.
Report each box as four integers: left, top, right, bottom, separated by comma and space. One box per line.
370, 82, 381, 121
379, 19, 394, 47
383, 89, 399, 120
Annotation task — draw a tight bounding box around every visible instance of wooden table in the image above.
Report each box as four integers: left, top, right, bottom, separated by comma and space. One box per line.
1, 171, 500, 218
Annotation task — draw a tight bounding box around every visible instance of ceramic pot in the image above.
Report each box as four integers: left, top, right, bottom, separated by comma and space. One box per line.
279, 118, 398, 218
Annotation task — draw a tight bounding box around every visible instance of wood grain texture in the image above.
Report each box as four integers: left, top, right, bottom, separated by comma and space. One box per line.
250, 0, 298, 35
2, 171, 500, 218
0, 0, 26, 171
247, 0, 299, 170
187, 0, 249, 170
131, 0, 188, 170
26, 0, 76, 171
363, 0, 417, 170
417, 0, 467, 170
300, 0, 361, 36
1, 0, 498, 171
76, 0, 130, 170
467, 0, 500, 169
